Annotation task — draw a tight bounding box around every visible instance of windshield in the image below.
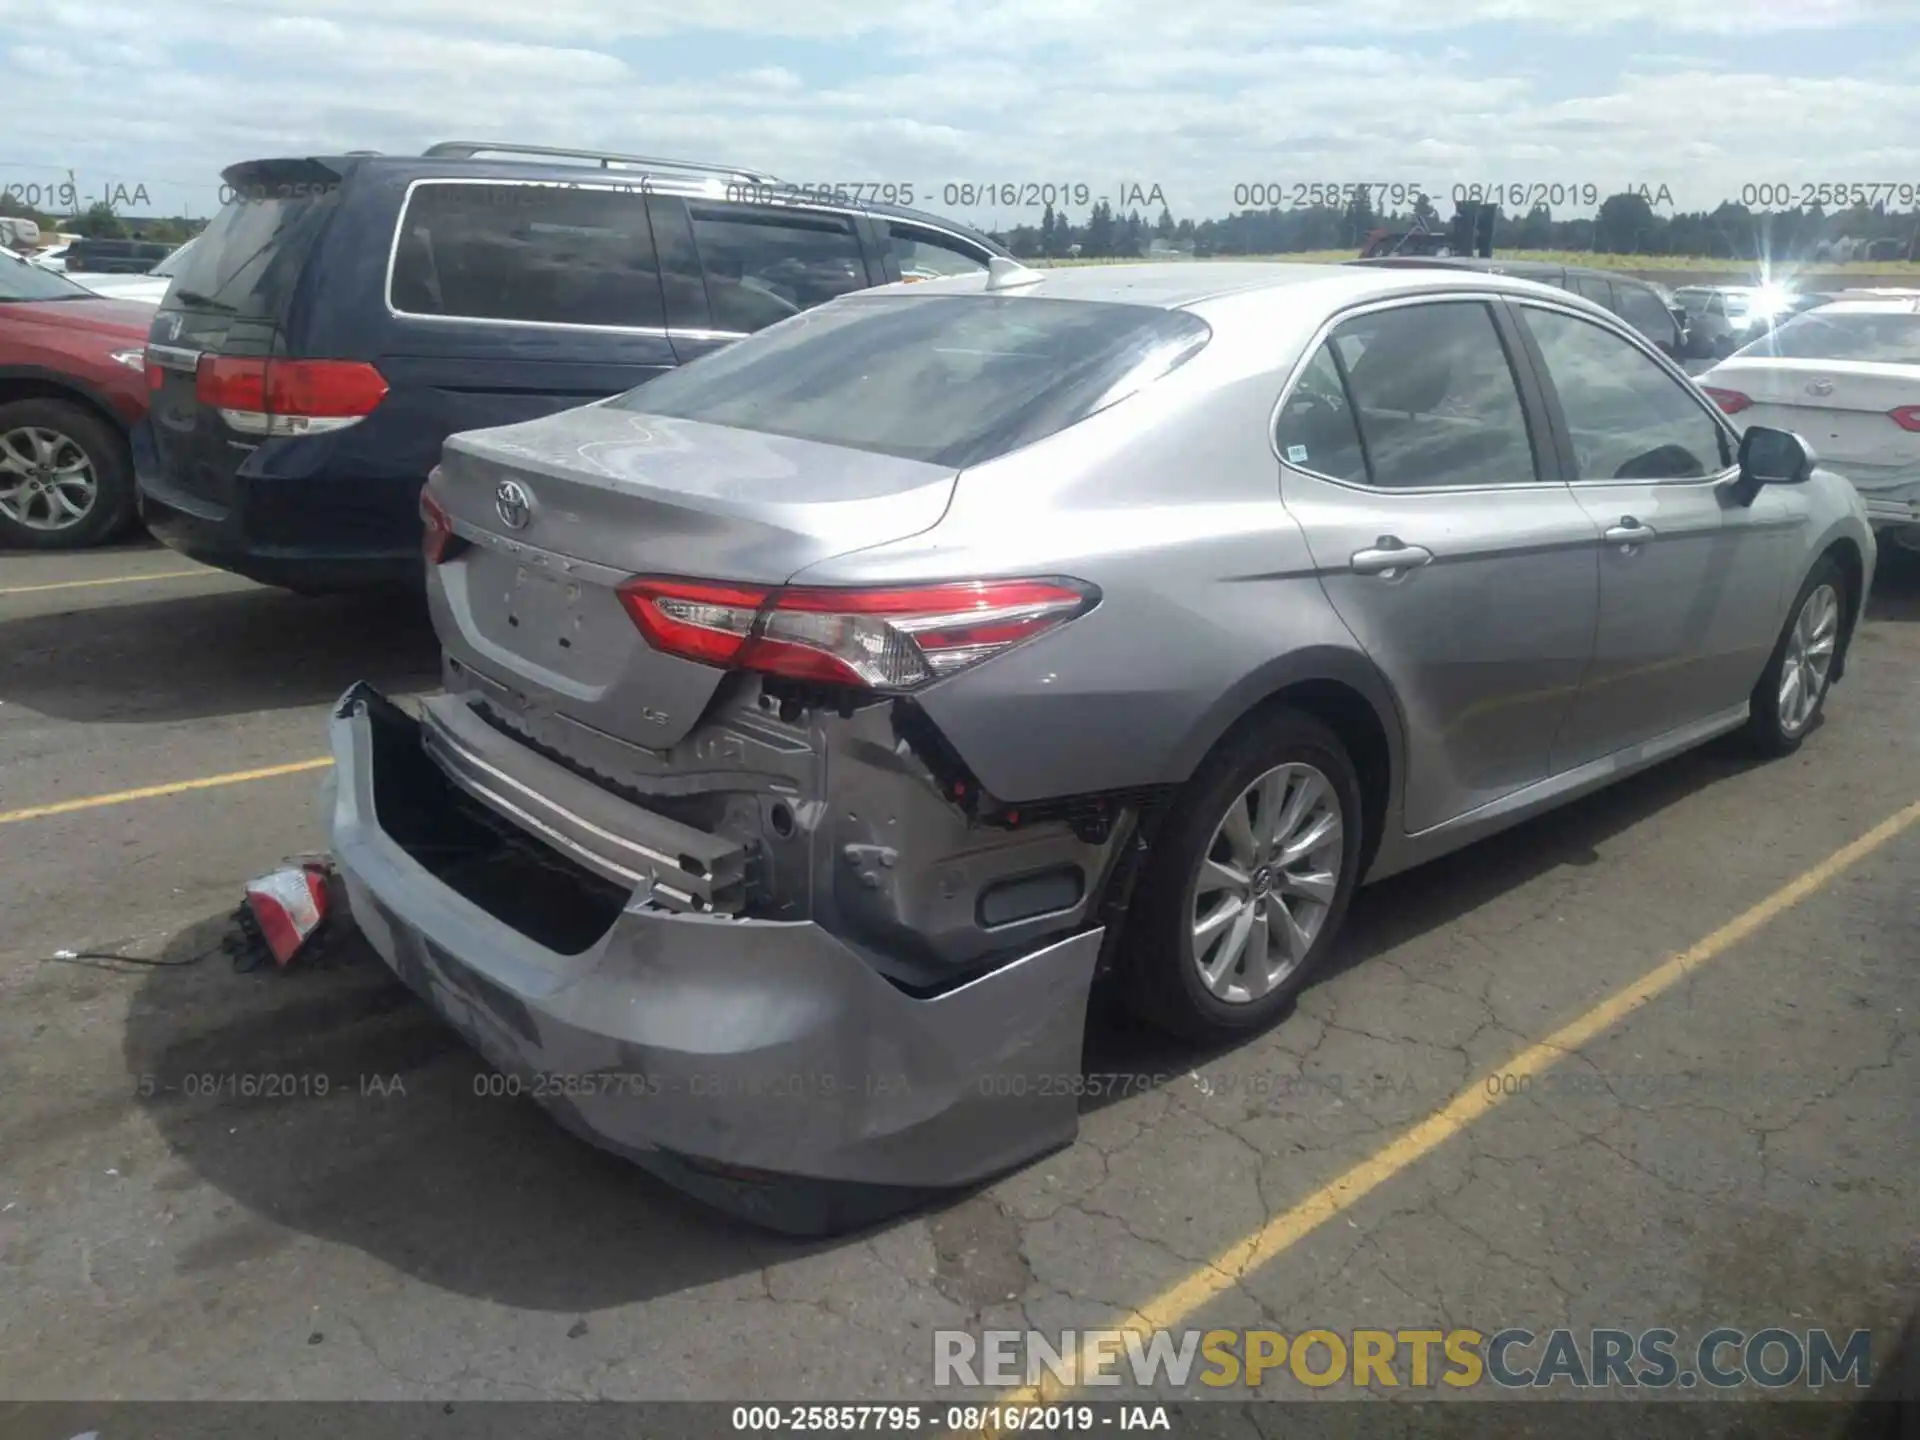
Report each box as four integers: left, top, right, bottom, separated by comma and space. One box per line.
605, 293, 1212, 468
0, 254, 92, 302
1735, 310, 1920, 365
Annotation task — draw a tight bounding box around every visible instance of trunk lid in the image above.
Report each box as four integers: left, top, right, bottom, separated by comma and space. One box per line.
143, 159, 345, 511
430, 403, 960, 748
1709, 357, 1920, 489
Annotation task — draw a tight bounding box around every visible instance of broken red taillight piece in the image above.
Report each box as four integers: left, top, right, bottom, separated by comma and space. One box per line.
1701, 386, 1752, 415
617, 577, 1099, 692
243, 863, 332, 967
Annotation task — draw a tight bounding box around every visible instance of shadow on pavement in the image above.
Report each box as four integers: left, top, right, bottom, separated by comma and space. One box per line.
122, 908, 802, 1312
1080, 724, 1767, 1109
0, 585, 440, 724
1865, 542, 1919, 624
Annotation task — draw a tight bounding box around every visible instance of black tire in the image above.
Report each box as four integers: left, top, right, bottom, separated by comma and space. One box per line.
0, 397, 137, 550
1117, 707, 1365, 1044
1743, 555, 1847, 757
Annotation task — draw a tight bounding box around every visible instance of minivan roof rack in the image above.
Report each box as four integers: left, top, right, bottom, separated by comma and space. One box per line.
423, 141, 779, 185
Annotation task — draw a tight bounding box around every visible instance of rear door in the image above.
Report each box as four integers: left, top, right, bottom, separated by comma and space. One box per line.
1276, 296, 1600, 835
1510, 299, 1794, 766
645, 194, 875, 364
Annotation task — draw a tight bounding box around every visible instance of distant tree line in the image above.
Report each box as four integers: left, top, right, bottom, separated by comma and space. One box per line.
0, 194, 201, 244
996, 190, 1920, 262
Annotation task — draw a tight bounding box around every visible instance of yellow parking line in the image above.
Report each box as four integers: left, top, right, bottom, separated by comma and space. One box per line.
994, 797, 1920, 1411
0, 758, 334, 825
0, 569, 209, 596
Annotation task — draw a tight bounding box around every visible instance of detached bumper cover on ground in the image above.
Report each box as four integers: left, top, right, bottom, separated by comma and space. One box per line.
324, 683, 1105, 1232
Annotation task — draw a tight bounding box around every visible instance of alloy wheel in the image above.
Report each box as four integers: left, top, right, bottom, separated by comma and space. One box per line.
1189, 762, 1343, 1005
1778, 582, 1839, 736
0, 426, 98, 531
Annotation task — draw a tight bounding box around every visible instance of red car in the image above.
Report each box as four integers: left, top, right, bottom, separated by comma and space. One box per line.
0, 254, 153, 549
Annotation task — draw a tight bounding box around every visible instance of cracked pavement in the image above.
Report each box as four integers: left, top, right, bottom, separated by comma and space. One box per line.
1, 540, 1915, 1403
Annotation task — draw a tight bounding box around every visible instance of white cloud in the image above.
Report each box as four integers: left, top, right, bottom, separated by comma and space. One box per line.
0, 0, 1915, 224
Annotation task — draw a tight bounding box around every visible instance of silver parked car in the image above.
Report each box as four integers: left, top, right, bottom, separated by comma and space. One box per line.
326, 260, 1876, 1231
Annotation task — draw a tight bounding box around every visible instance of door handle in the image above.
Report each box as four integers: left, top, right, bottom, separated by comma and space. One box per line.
1602, 516, 1656, 549
1349, 536, 1434, 577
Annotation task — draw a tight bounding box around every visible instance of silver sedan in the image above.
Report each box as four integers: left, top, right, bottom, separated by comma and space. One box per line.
327, 259, 1876, 1230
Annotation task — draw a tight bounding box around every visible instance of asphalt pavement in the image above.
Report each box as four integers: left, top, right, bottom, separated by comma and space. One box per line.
0, 537, 1914, 1416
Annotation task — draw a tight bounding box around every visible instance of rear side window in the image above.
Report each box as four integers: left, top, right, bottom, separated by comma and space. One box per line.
1324, 301, 1539, 489
606, 293, 1211, 468
1276, 343, 1367, 483
390, 181, 664, 329
164, 190, 339, 320
686, 205, 868, 333
885, 224, 990, 282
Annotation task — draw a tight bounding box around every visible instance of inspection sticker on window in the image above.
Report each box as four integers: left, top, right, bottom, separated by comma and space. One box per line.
1286, 444, 1309, 463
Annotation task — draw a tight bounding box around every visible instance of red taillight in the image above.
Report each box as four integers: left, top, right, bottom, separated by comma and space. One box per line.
195, 356, 387, 435
419, 477, 467, 565
1702, 386, 1752, 414
145, 358, 165, 391
1889, 405, 1920, 432
616, 577, 1098, 691
618, 579, 772, 667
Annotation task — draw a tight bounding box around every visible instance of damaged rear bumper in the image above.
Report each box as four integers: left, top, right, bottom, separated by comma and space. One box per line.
324, 683, 1104, 1233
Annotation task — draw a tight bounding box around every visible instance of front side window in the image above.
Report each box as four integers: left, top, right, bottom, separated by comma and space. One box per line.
887, 224, 990, 282
1518, 306, 1730, 480
389, 182, 665, 329
1323, 301, 1539, 489
1616, 285, 1677, 344
1570, 275, 1615, 310
686, 205, 868, 333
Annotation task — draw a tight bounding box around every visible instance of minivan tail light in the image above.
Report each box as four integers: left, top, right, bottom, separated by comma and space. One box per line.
616, 578, 1099, 691
195, 356, 388, 436
1701, 386, 1751, 414
1889, 405, 1920, 432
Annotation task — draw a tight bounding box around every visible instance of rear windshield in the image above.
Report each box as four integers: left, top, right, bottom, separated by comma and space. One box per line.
604, 294, 1212, 468
1736, 310, 1920, 365
163, 187, 339, 320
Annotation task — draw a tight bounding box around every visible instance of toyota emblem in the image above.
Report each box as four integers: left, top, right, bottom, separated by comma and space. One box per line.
1807, 378, 1835, 397
494, 479, 532, 530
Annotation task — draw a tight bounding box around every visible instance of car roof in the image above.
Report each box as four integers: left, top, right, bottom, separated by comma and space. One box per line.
1810, 296, 1920, 314
240, 152, 1009, 255
1348, 255, 1663, 289
862, 259, 1591, 311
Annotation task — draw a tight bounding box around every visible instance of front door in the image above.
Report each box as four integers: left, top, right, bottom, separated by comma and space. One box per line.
1276, 297, 1600, 836
1508, 300, 1797, 769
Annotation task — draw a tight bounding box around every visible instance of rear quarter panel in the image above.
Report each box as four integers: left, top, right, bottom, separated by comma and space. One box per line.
785, 288, 1396, 804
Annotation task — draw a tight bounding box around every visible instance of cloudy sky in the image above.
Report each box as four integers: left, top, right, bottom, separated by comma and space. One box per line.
2, 0, 1917, 225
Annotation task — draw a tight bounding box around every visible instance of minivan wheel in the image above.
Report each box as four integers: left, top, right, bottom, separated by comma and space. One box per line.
1118, 708, 1364, 1043
0, 399, 136, 550
1744, 556, 1846, 757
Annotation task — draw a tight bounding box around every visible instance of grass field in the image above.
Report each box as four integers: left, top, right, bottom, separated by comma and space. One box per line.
1044, 249, 1920, 276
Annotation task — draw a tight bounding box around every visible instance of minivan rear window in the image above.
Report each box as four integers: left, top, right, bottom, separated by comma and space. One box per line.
605, 294, 1211, 468
165, 189, 339, 320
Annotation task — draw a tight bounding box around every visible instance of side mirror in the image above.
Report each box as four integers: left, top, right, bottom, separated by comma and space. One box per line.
1737, 426, 1814, 487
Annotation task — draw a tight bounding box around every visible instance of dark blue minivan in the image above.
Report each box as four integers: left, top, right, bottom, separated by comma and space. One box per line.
135, 142, 1010, 592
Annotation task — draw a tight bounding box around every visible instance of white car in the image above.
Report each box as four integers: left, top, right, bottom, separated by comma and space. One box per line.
1701, 296, 1920, 548
57, 236, 198, 307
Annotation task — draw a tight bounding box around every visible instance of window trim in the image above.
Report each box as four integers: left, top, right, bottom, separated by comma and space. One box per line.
1268, 290, 1565, 496
382, 175, 674, 335
1502, 296, 1739, 488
